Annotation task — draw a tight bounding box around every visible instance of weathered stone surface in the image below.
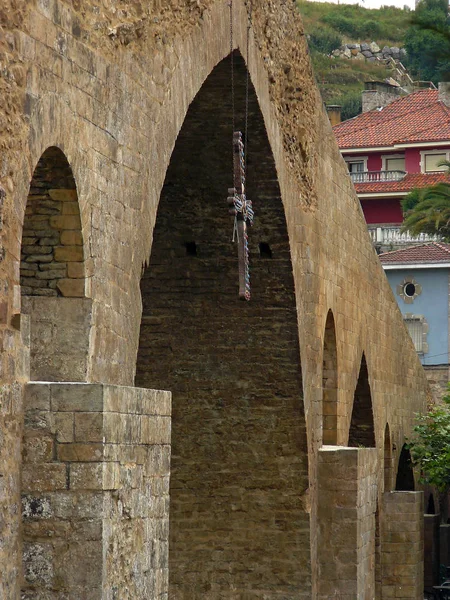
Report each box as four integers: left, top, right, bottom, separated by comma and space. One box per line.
22, 383, 171, 600
0, 1, 429, 599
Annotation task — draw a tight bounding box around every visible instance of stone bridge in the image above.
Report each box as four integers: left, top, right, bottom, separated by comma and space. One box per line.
0, 0, 428, 598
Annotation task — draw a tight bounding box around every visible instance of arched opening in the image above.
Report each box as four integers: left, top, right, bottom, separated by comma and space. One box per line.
135, 52, 309, 597
348, 353, 376, 447
395, 444, 415, 491
427, 493, 436, 514
384, 423, 393, 491
322, 309, 338, 445
20, 147, 89, 381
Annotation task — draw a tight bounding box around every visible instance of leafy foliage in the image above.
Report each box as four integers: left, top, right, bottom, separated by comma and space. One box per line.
404, 0, 450, 84
297, 1, 411, 45
401, 162, 450, 240
408, 388, 450, 493
309, 26, 342, 55
340, 91, 362, 121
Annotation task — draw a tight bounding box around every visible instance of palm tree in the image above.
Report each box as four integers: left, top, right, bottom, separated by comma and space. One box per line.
401, 160, 450, 241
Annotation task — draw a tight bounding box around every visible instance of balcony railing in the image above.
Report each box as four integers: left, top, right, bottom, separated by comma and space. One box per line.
368, 226, 441, 245
350, 170, 406, 184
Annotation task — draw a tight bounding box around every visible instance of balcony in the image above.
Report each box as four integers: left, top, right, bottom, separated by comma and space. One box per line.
368, 225, 441, 246
350, 170, 406, 184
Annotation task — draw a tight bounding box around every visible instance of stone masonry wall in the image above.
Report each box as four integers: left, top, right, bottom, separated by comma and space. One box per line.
381, 491, 424, 600
22, 382, 171, 599
0, 0, 431, 597
21, 146, 84, 298
136, 55, 310, 599
317, 447, 377, 600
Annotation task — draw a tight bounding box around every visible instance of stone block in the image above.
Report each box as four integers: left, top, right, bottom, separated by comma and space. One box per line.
74, 412, 103, 442
51, 384, 103, 412
141, 415, 171, 445
48, 189, 78, 202
67, 261, 84, 278
57, 278, 84, 297
55, 412, 74, 442
60, 230, 83, 245
54, 245, 83, 262
57, 442, 104, 462
22, 464, 67, 493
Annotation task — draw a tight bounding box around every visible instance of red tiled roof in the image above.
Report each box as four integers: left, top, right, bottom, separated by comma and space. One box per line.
334, 89, 450, 149
355, 172, 450, 195
379, 242, 450, 264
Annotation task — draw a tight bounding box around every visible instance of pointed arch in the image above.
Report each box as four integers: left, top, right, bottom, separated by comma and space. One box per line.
322, 309, 338, 445
20, 146, 89, 382
427, 493, 436, 514
348, 353, 376, 447
384, 423, 393, 491
135, 52, 308, 596
395, 444, 415, 491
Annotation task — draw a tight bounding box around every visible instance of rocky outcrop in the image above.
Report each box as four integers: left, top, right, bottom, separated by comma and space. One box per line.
332, 41, 407, 63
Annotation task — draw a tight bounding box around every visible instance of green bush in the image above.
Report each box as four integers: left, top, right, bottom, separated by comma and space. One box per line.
340, 92, 362, 121
309, 26, 342, 55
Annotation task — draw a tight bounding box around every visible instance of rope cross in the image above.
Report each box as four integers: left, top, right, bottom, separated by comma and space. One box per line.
227, 131, 254, 301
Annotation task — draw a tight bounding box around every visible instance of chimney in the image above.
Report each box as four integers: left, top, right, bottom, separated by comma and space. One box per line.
439, 82, 450, 107
362, 81, 402, 113
326, 105, 341, 126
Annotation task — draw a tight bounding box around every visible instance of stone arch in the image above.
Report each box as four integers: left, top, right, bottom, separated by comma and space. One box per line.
427, 492, 436, 514
20, 146, 90, 382
322, 309, 338, 445
348, 353, 376, 447
384, 423, 393, 491
135, 51, 309, 598
395, 444, 415, 491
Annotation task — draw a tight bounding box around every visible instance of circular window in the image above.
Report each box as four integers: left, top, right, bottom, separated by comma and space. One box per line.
404, 282, 416, 298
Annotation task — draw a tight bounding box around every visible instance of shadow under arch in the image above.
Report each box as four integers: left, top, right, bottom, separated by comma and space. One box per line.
384, 423, 393, 491
20, 146, 89, 382
135, 52, 309, 597
348, 352, 376, 447
395, 444, 415, 491
322, 309, 338, 445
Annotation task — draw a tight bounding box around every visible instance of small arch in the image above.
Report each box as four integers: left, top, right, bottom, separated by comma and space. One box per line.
20, 147, 89, 382
348, 353, 376, 447
395, 444, 415, 491
322, 310, 338, 445
384, 423, 393, 491
427, 493, 436, 515
21, 147, 85, 298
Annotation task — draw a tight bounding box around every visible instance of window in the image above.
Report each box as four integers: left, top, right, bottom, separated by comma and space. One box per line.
347, 161, 364, 173
385, 156, 405, 171
345, 156, 368, 174
396, 276, 422, 304
403, 314, 428, 354
423, 152, 448, 173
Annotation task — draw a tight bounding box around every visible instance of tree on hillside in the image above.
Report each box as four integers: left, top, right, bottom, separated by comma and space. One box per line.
401, 160, 450, 239
404, 0, 450, 84
407, 386, 450, 520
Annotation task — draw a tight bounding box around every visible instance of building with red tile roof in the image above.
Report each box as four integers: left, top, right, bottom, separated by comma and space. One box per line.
333, 83, 450, 250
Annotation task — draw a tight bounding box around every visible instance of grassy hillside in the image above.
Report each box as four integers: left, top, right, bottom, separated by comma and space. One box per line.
296, 1, 413, 118
297, 1, 411, 46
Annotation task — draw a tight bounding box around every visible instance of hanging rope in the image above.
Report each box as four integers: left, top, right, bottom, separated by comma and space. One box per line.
229, 0, 235, 137
244, 1, 252, 165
